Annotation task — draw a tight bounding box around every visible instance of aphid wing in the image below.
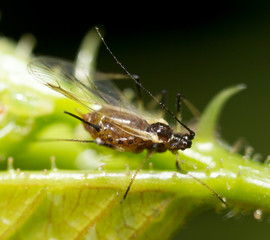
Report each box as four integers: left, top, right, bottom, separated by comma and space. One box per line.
28, 57, 136, 112
106, 113, 160, 143
94, 79, 138, 111
120, 124, 159, 142
28, 57, 111, 111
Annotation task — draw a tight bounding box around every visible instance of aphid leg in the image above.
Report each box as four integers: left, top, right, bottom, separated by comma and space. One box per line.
174, 151, 182, 172
176, 93, 200, 131
230, 137, 246, 154
173, 151, 228, 207
64, 111, 101, 132
176, 92, 201, 125
182, 96, 201, 118
159, 89, 167, 117
176, 92, 182, 121
176, 92, 182, 132
161, 89, 167, 105
187, 172, 228, 207
121, 150, 153, 203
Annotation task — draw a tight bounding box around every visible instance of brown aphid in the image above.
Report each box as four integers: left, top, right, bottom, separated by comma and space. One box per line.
82, 106, 192, 153
28, 30, 227, 206
28, 56, 195, 199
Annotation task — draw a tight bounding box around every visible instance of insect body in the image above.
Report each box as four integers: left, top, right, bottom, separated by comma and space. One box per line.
83, 106, 192, 153
28, 55, 194, 200
28, 29, 226, 206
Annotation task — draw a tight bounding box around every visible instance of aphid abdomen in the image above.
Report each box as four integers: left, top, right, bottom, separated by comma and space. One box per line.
98, 124, 148, 153
82, 108, 152, 153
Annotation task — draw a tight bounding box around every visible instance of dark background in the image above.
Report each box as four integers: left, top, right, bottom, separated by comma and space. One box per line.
1, 1, 270, 239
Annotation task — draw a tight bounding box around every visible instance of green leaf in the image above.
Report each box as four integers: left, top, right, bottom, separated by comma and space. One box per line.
0, 170, 220, 239
1, 27, 270, 240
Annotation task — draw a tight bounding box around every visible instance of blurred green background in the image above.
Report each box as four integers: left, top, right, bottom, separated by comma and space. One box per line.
1, 1, 270, 239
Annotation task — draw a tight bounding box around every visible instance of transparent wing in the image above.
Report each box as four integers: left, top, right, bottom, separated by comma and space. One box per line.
28, 56, 135, 112
108, 117, 160, 143
28, 56, 162, 142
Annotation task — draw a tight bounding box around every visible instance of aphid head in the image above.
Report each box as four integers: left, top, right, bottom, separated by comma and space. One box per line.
169, 133, 192, 151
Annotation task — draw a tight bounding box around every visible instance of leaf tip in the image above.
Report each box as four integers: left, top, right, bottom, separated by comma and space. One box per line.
236, 83, 247, 90
197, 84, 246, 141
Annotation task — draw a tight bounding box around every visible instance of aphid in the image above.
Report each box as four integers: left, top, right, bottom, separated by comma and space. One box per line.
28, 28, 227, 206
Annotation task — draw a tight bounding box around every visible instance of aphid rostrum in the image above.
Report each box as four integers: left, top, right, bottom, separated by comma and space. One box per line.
28, 28, 227, 206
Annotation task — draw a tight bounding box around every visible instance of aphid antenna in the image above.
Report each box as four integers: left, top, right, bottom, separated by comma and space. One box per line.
38, 138, 95, 143
95, 27, 195, 139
